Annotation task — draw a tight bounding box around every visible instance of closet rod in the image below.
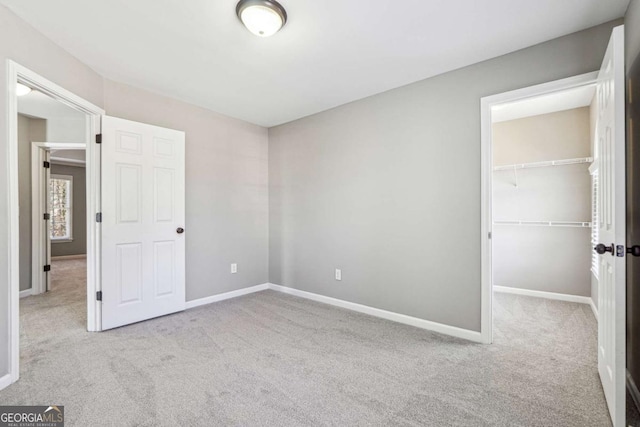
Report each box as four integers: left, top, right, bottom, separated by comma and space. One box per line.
493, 220, 592, 228
493, 157, 593, 172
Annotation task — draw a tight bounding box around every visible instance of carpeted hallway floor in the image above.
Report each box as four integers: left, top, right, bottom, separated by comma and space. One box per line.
0, 259, 612, 426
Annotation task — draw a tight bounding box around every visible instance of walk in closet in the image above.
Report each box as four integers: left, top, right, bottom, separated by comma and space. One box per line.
492, 106, 594, 298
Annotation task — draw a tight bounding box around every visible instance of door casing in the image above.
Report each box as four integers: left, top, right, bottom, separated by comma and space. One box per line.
5, 60, 104, 388
479, 70, 599, 345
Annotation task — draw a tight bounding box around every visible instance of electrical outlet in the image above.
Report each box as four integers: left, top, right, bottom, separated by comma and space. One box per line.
231, 263, 238, 274
335, 268, 342, 281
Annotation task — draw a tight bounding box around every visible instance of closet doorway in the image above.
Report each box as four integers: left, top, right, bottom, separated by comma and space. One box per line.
490, 86, 597, 307
480, 25, 626, 426
480, 72, 603, 335
483, 72, 604, 415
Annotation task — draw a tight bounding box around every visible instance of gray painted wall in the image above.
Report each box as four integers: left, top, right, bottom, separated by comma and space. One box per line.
17, 114, 46, 292
492, 108, 592, 296
46, 118, 86, 143
50, 164, 86, 257
268, 21, 621, 332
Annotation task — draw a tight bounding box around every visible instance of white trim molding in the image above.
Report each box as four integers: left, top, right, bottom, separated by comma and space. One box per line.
19, 289, 31, 299
51, 254, 87, 261
185, 284, 269, 309
0, 374, 12, 391
589, 298, 599, 321
31, 143, 49, 295
494, 287, 599, 322
493, 285, 593, 304
268, 284, 483, 343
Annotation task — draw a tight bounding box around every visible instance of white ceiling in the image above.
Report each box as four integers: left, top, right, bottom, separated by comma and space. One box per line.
1, 0, 629, 127
492, 84, 596, 123
18, 89, 85, 120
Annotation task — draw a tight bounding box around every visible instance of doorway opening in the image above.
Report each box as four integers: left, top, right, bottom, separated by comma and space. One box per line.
47, 150, 89, 331
490, 84, 598, 309
23, 138, 88, 348
480, 71, 601, 342
481, 25, 626, 426
6, 61, 187, 392
6, 61, 104, 387
30, 143, 87, 296
481, 71, 610, 418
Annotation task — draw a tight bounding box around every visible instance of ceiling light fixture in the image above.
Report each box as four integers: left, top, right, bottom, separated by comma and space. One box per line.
236, 0, 287, 38
16, 83, 32, 97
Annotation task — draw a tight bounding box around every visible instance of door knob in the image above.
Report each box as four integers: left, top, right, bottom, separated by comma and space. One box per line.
176, 227, 184, 234
594, 243, 614, 256
628, 245, 640, 257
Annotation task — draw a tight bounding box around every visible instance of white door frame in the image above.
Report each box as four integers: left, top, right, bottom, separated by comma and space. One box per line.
479, 71, 598, 344
6, 60, 104, 386
31, 142, 86, 296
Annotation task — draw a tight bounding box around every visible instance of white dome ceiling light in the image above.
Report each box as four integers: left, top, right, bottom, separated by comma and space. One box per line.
236, 0, 287, 38
16, 83, 32, 97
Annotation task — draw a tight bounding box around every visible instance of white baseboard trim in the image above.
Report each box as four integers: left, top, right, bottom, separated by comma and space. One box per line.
267, 283, 483, 343
185, 283, 269, 309
0, 374, 12, 391
628, 370, 640, 415
19, 289, 31, 299
493, 286, 592, 305
184, 281, 484, 343
51, 254, 86, 261
589, 298, 598, 321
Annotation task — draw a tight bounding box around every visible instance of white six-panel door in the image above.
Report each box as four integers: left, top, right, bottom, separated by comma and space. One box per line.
101, 116, 186, 330
595, 26, 626, 427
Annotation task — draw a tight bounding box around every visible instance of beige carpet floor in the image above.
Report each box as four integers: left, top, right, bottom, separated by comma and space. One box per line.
0, 259, 612, 426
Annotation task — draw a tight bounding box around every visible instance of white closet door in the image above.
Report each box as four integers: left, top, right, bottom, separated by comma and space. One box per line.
101, 116, 186, 330
594, 26, 626, 427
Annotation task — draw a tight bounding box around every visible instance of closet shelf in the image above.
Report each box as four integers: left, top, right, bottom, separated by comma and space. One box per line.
493, 157, 593, 172
493, 220, 592, 228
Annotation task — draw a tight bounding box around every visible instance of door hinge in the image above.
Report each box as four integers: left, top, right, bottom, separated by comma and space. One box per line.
43, 161, 50, 168
96, 134, 102, 144
488, 232, 492, 239
96, 291, 102, 301
43, 213, 50, 221
616, 245, 625, 257
43, 264, 51, 272
96, 212, 102, 223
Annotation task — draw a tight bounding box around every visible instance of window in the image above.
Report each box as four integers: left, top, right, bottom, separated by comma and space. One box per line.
50, 174, 73, 241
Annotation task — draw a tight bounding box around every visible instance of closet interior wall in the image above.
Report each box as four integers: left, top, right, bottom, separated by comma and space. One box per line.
492, 107, 593, 297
